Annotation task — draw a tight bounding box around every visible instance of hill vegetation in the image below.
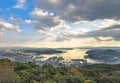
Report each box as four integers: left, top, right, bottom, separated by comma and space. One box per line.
1, 59, 120, 83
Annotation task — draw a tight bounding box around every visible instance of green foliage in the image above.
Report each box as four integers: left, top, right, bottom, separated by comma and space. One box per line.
66, 76, 84, 83
1, 59, 120, 83
0, 59, 14, 83
84, 80, 97, 83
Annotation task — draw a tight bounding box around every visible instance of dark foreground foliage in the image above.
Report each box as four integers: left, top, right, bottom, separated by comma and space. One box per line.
1, 59, 120, 83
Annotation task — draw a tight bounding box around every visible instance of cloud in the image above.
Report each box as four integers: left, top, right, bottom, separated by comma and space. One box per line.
0, 37, 37, 47
29, 0, 120, 44
35, 0, 120, 22
31, 0, 120, 34
0, 19, 22, 35
82, 24, 120, 41
31, 8, 68, 31
55, 23, 120, 41
10, 17, 23, 24
9, 17, 36, 25
13, 0, 27, 9
102, 24, 120, 30
24, 20, 32, 24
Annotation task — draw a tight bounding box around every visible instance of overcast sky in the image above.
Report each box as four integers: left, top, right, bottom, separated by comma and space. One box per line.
0, 0, 120, 47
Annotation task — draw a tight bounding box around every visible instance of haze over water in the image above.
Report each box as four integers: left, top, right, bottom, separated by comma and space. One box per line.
41, 49, 88, 62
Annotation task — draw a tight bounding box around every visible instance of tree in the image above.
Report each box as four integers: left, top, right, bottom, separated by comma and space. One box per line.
84, 80, 97, 83
0, 59, 15, 83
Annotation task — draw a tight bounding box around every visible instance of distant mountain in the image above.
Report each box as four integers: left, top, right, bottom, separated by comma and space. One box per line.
100, 49, 120, 56
85, 49, 120, 63
78, 46, 120, 49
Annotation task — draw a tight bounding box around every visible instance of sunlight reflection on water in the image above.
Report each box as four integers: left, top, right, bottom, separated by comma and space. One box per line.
41, 49, 88, 62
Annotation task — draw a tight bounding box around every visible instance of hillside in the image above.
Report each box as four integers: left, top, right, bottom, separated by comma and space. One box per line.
85, 49, 120, 63
0, 59, 120, 83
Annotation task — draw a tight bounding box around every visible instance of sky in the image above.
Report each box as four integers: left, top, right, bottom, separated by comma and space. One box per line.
0, 0, 120, 48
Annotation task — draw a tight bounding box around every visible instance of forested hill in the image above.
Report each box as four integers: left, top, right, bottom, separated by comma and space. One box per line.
1, 59, 120, 83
